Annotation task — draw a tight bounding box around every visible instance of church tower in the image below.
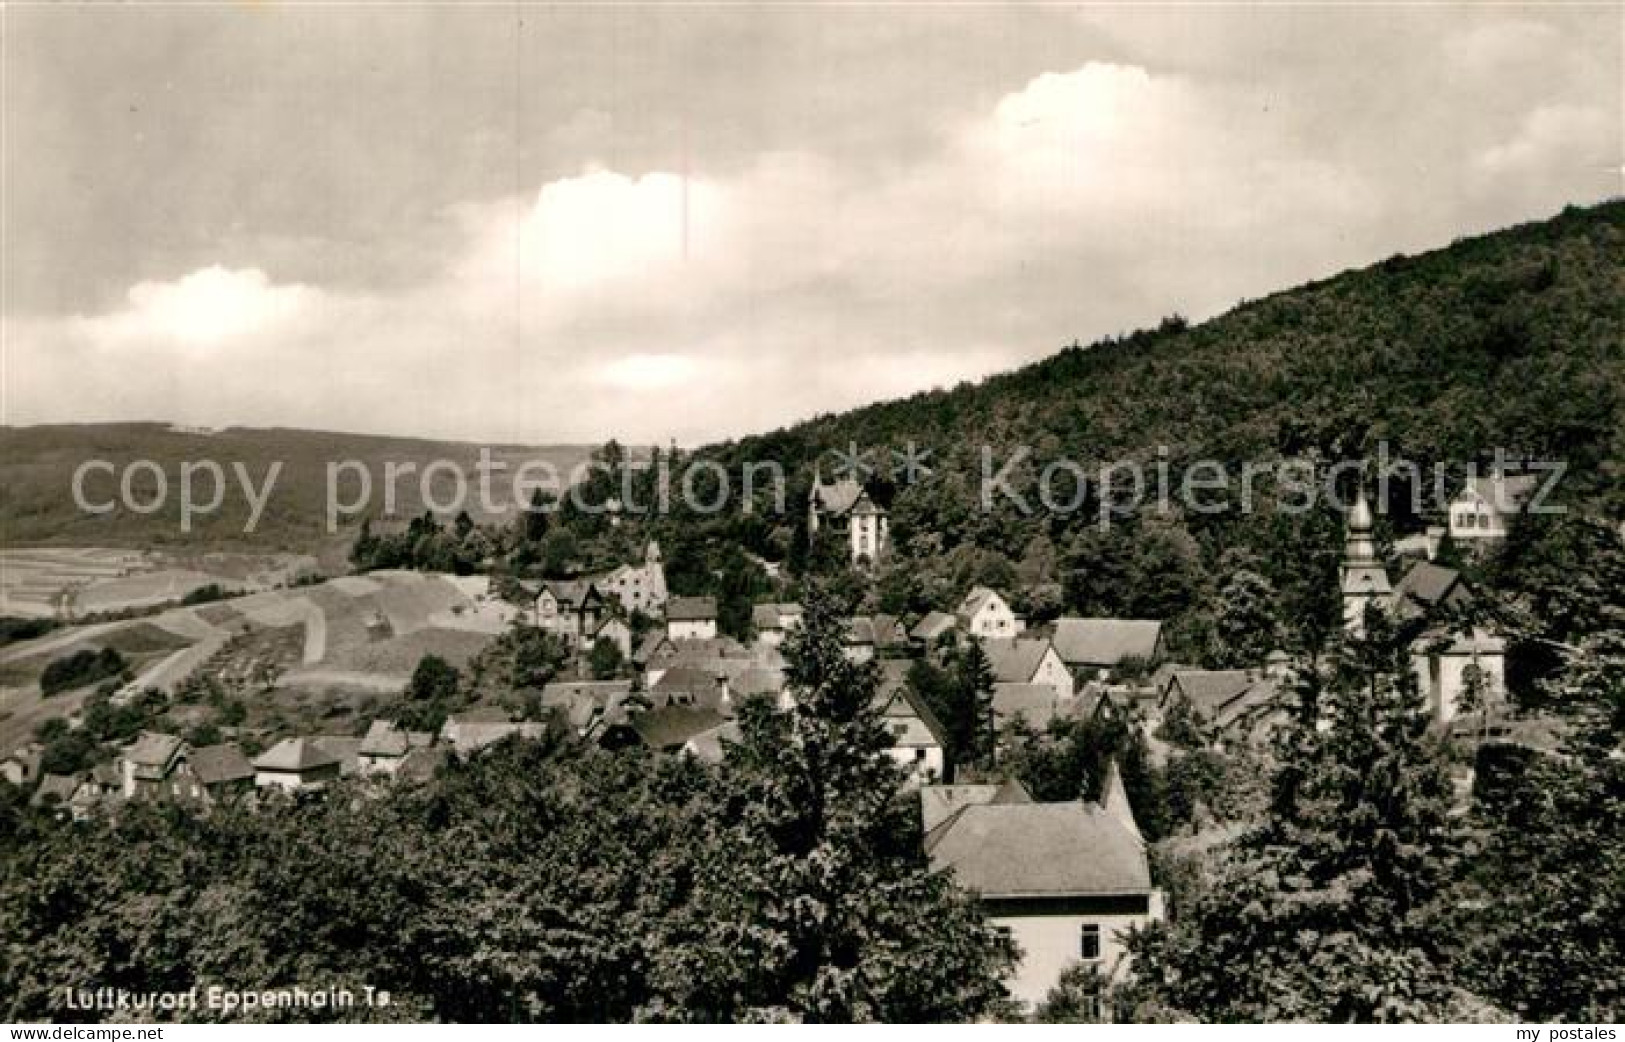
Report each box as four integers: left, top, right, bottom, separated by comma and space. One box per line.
1341, 487, 1392, 636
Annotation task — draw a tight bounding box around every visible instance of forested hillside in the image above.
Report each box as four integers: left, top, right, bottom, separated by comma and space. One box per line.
647, 201, 1624, 658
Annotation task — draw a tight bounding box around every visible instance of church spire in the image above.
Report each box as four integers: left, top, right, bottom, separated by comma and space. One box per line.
1341, 484, 1391, 635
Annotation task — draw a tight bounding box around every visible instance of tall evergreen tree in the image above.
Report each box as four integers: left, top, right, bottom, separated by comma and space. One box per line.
956, 640, 998, 770
1452, 629, 1624, 1020
1124, 605, 1486, 1021
669, 586, 1017, 1021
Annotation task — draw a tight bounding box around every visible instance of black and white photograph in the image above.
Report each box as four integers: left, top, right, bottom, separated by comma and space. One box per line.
1, 1, 1621, 1029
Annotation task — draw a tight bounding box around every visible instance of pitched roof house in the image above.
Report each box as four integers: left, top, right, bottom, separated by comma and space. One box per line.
666, 596, 719, 640
808, 474, 888, 566
535, 580, 607, 648
919, 778, 1033, 832
31, 772, 82, 811
122, 732, 187, 800
438, 712, 554, 756
539, 679, 637, 737
253, 738, 344, 792
982, 637, 1074, 700
1052, 619, 1164, 673
682, 720, 744, 763
1390, 560, 1473, 621
992, 682, 1084, 733
874, 683, 949, 783
924, 764, 1161, 1009
359, 720, 412, 775
957, 587, 1018, 639
752, 602, 803, 645
187, 743, 256, 801
910, 610, 958, 648
1160, 669, 1287, 747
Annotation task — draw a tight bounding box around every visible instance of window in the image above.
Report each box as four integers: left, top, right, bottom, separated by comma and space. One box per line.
913, 748, 927, 762
1080, 923, 1101, 961
892, 723, 909, 738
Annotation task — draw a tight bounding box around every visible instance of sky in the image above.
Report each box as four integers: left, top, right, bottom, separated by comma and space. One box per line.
3, 3, 1620, 446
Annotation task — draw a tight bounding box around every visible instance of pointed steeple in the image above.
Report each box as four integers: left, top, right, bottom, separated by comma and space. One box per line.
1341, 484, 1392, 635
1099, 758, 1143, 847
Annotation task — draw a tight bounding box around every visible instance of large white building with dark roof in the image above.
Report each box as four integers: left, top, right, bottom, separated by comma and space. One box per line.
808, 472, 888, 566
923, 763, 1161, 1010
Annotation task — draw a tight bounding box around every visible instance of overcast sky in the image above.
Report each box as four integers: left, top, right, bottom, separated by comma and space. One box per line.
3, 4, 1620, 446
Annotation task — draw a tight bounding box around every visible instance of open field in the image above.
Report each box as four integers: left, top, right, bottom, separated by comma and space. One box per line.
0, 546, 318, 619
0, 570, 513, 756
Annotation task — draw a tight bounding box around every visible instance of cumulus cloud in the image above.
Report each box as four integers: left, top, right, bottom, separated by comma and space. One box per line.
87, 266, 318, 349
4, 8, 1618, 446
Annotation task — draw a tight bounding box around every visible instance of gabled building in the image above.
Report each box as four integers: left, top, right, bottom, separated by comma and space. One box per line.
641, 635, 753, 686
187, 743, 256, 802
593, 541, 668, 616
649, 664, 733, 712
628, 706, 729, 753
870, 613, 911, 656
923, 764, 1161, 1011
312, 736, 364, 778
589, 615, 633, 661
535, 580, 607, 648
121, 732, 187, 800
1414, 628, 1507, 726
919, 778, 1033, 832
682, 720, 744, 763
910, 611, 958, 651
1448, 471, 1539, 542
539, 679, 637, 737
982, 637, 1074, 700
1159, 668, 1288, 749
358, 720, 412, 776
31, 772, 82, 816
808, 472, 888, 567
752, 602, 803, 647
438, 710, 555, 756
1052, 618, 1164, 677
957, 587, 1018, 639
992, 682, 1085, 734
69, 765, 122, 819
665, 596, 719, 641
1390, 560, 1473, 622
872, 668, 949, 782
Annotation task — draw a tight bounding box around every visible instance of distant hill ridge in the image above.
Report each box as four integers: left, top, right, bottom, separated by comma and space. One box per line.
0, 423, 601, 556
